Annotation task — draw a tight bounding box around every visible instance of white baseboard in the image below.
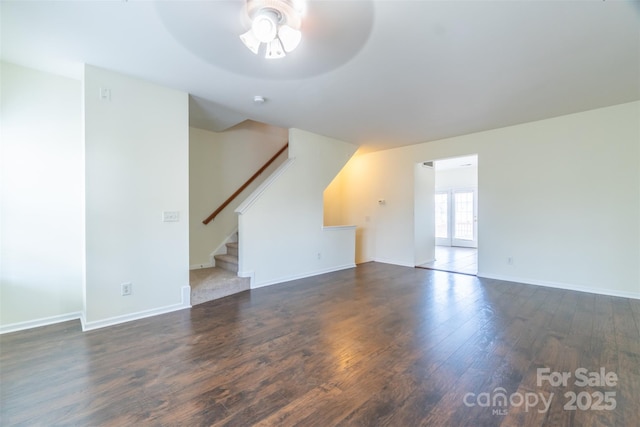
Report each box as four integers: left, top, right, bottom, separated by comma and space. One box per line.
0, 311, 83, 335
374, 257, 415, 268
238, 270, 255, 284
478, 272, 640, 300
81, 286, 192, 331
190, 263, 213, 270
249, 264, 356, 289
181, 285, 191, 306
415, 258, 436, 266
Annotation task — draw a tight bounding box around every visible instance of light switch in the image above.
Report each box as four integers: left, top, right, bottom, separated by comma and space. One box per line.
99, 88, 111, 101
163, 211, 179, 222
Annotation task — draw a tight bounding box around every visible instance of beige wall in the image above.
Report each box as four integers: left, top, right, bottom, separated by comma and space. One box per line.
335, 101, 640, 298
189, 123, 288, 268
84, 65, 190, 328
1, 62, 84, 329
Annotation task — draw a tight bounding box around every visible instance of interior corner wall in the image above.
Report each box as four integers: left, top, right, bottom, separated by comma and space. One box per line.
238, 128, 358, 287
0, 62, 84, 328
323, 148, 368, 228
339, 150, 417, 267
329, 151, 378, 264
84, 65, 189, 326
323, 170, 345, 227
189, 123, 288, 268
339, 101, 640, 298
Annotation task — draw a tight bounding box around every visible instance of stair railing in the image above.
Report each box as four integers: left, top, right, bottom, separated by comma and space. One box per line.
202, 142, 289, 225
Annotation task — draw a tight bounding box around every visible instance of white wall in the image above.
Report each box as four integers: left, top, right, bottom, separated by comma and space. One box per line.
238, 128, 357, 287
436, 166, 478, 190
337, 102, 640, 298
189, 123, 288, 268
414, 163, 435, 265
0, 62, 84, 330
84, 65, 190, 328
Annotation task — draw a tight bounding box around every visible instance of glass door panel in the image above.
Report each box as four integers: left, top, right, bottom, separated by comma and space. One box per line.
435, 188, 477, 248
452, 189, 477, 248
435, 191, 451, 246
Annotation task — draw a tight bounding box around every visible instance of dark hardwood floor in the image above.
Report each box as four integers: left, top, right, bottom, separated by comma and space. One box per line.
1, 262, 639, 426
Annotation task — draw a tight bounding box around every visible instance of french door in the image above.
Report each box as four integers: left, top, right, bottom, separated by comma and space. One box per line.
435, 188, 477, 248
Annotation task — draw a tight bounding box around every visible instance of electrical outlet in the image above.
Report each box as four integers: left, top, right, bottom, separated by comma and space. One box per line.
317, 252, 322, 260
121, 282, 132, 296
507, 257, 514, 265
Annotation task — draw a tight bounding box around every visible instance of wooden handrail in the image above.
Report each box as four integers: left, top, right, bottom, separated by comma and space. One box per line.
203, 143, 289, 225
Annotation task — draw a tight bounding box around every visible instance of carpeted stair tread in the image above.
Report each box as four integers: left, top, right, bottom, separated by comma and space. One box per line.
190, 267, 249, 305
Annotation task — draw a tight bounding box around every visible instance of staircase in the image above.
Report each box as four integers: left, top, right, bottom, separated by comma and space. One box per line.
190, 238, 249, 306
192, 144, 289, 306
213, 241, 239, 273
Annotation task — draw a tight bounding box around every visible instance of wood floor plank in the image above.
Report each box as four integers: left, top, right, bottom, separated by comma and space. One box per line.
611, 297, 640, 339
1, 262, 638, 426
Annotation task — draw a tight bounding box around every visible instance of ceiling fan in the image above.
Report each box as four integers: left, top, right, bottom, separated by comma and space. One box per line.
239, 0, 304, 59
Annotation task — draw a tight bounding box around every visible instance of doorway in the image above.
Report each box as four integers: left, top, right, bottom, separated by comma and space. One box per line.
419, 155, 478, 275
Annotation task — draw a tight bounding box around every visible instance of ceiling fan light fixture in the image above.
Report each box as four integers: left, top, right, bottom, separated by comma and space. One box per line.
251, 9, 279, 43
240, 0, 303, 59
239, 29, 260, 54
278, 24, 301, 53
265, 38, 285, 59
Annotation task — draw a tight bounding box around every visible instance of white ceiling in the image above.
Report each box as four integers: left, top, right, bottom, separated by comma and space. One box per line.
435, 155, 477, 171
2, 0, 639, 152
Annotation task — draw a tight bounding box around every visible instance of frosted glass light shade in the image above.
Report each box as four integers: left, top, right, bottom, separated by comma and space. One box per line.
240, 29, 260, 54
278, 25, 301, 52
